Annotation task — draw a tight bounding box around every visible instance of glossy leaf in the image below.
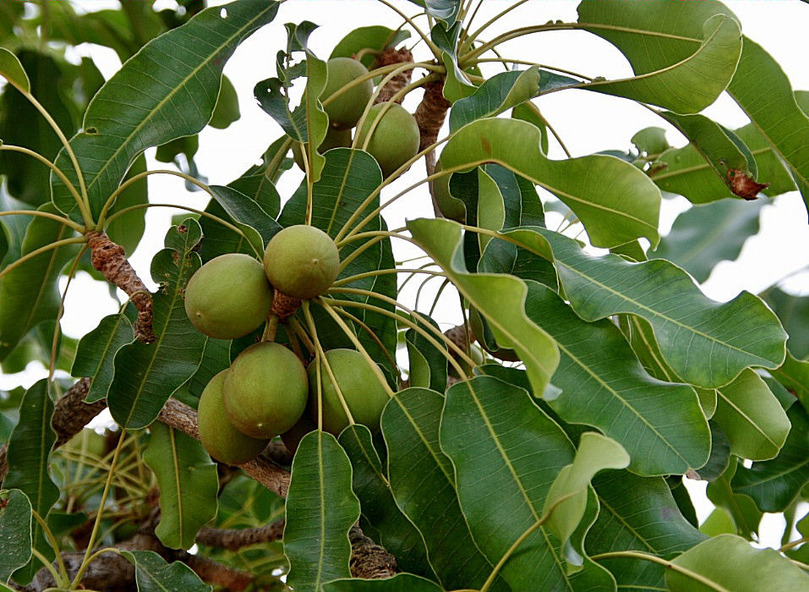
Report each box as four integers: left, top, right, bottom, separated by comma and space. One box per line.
0, 48, 29, 91
578, 0, 740, 113
106, 154, 148, 256
0, 205, 80, 361
324, 573, 442, 592
543, 432, 629, 546
208, 184, 280, 252
771, 352, 809, 409
381, 387, 504, 591
284, 431, 360, 592
405, 322, 448, 394
71, 312, 135, 403
107, 221, 205, 429
408, 218, 559, 397
506, 226, 787, 388
667, 534, 809, 591
763, 288, 809, 359
338, 425, 434, 578
449, 68, 542, 132
588, 471, 707, 558
706, 461, 762, 538
0, 489, 32, 582
330, 25, 410, 68
652, 118, 797, 203
120, 550, 212, 592
727, 36, 809, 215
731, 402, 809, 512
650, 199, 764, 284
3, 380, 58, 583
440, 376, 614, 590
439, 118, 661, 247
142, 423, 218, 550
713, 369, 790, 461
51, 0, 280, 221
528, 282, 710, 475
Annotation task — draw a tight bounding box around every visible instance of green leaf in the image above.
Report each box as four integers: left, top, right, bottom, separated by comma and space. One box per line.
0, 489, 32, 582
713, 369, 790, 461
381, 387, 505, 591
71, 312, 135, 403
408, 218, 559, 397
338, 425, 434, 579
51, 0, 280, 221
543, 433, 630, 546
106, 154, 148, 256
727, 36, 809, 215
208, 184, 281, 252
4, 380, 58, 583
0, 205, 81, 361
528, 282, 710, 475
578, 1, 741, 113
667, 534, 809, 591
0, 51, 79, 208
449, 68, 541, 131
588, 471, 707, 558
440, 376, 615, 590
732, 402, 809, 512
208, 75, 240, 129
439, 118, 661, 247
771, 352, 809, 409
650, 199, 764, 284
120, 550, 212, 592
706, 461, 762, 538
0, 48, 30, 92
506, 226, 787, 388
107, 220, 206, 429
284, 431, 360, 592
405, 322, 448, 394
763, 288, 809, 359
330, 25, 411, 69
324, 574, 443, 592
652, 118, 797, 203
142, 423, 218, 550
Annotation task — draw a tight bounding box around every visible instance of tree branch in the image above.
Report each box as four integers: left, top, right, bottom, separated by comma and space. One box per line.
196, 520, 285, 551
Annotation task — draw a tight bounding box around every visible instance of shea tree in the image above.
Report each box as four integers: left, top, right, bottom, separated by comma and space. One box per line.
2, 1, 809, 591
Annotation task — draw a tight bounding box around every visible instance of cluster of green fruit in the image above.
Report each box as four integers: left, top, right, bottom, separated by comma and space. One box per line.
183, 224, 388, 465
294, 57, 420, 177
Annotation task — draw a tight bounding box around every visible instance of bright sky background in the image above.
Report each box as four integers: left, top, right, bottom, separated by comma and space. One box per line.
4, 0, 809, 548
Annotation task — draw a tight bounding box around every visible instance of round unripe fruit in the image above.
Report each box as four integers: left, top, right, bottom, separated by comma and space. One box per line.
185, 253, 272, 339
223, 342, 308, 439
198, 370, 270, 465
263, 225, 340, 300
432, 160, 466, 222
292, 127, 352, 170
355, 103, 420, 178
322, 57, 373, 130
307, 348, 390, 435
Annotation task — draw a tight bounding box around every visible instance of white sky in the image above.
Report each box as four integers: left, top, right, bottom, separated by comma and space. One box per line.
4, 0, 809, 548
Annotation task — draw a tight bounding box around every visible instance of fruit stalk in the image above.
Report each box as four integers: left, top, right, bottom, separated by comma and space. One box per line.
86, 231, 155, 343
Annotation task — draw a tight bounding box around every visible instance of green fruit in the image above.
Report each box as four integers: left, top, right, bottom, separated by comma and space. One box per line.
292, 127, 352, 170
307, 348, 389, 435
355, 102, 420, 177
198, 370, 270, 465
263, 225, 340, 300
322, 57, 374, 130
432, 160, 466, 222
223, 342, 308, 439
185, 253, 272, 339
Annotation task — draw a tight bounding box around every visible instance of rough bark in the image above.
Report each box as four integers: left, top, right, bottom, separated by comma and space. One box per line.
372, 47, 414, 104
